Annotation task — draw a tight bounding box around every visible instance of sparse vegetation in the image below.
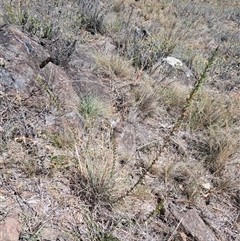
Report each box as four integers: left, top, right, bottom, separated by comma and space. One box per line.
1, 0, 240, 240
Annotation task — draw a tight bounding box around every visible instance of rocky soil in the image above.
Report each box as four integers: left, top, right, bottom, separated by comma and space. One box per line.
0, 1, 240, 240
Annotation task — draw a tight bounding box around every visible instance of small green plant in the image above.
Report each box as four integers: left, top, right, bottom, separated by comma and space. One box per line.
46, 130, 75, 149
2, 1, 54, 38
80, 96, 107, 126
2, 0, 26, 25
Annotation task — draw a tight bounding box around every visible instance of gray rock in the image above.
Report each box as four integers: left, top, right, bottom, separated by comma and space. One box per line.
0, 24, 83, 138
113, 121, 136, 155
170, 204, 218, 241
0, 216, 22, 241
163, 56, 193, 78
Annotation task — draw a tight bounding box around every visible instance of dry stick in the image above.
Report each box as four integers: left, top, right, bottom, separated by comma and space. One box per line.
167, 218, 183, 241
113, 46, 219, 203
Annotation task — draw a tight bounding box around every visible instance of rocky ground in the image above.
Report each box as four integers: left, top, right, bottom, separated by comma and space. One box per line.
0, 1, 240, 241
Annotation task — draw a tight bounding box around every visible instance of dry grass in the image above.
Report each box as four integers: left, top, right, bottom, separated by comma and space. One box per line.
96, 54, 134, 78
158, 82, 190, 111
1, 0, 240, 240
197, 127, 239, 175
158, 83, 240, 130
70, 128, 128, 207
188, 88, 240, 129
131, 80, 159, 119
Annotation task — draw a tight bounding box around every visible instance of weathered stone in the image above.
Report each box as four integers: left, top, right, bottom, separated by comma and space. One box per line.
113, 121, 136, 154
99, 37, 116, 55
0, 216, 22, 241
170, 205, 218, 241
68, 45, 96, 77
73, 78, 111, 102
39, 62, 80, 112
0, 24, 50, 89
0, 24, 83, 137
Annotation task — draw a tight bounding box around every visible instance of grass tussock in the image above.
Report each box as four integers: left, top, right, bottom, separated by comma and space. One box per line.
131, 81, 159, 119
71, 130, 122, 207
158, 83, 190, 111
96, 54, 134, 78
197, 127, 239, 175
79, 95, 112, 127
188, 89, 240, 130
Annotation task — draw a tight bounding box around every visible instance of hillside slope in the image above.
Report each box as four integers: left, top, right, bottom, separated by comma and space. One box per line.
0, 1, 239, 240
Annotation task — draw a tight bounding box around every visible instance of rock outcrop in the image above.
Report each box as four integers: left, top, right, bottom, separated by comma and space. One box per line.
0, 24, 83, 141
